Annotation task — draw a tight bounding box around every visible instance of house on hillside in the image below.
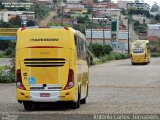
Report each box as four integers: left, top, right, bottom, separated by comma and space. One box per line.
147, 24, 160, 42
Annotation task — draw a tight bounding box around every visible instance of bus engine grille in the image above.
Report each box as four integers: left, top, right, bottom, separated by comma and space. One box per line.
24, 58, 65, 67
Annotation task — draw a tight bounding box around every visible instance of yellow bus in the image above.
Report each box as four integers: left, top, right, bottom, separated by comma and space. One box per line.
16, 26, 89, 110
130, 40, 150, 65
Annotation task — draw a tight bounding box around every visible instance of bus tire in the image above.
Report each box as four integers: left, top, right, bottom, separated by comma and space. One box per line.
23, 102, 33, 111
80, 98, 86, 104
71, 90, 80, 109
80, 83, 88, 104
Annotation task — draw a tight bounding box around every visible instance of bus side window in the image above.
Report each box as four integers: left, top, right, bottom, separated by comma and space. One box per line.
74, 35, 77, 46
83, 40, 86, 59
77, 36, 80, 58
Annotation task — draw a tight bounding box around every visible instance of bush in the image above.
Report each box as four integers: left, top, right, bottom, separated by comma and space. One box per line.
89, 43, 112, 58
0, 71, 15, 83
4, 41, 15, 57
93, 52, 129, 65
151, 52, 160, 57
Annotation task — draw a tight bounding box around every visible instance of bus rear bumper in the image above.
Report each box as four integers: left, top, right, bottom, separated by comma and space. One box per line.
131, 58, 149, 64
16, 87, 76, 102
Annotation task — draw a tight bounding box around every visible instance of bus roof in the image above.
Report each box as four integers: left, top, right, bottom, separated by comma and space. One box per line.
18, 26, 86, 41
131, 40, 149, 43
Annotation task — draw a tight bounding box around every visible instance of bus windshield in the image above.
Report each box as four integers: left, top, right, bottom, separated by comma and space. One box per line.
131, 42, 145, 54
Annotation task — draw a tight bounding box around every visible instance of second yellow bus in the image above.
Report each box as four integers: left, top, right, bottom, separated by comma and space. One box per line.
130, 40, 150, 65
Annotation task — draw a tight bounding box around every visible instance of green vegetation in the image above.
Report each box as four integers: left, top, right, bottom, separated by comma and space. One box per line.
93, 52, 129, 65
0, 66, 8, 71
0, 71, 15, 83
0, 53, 9, 58
150, 2, 160, 12
151, 52, 160, 57
0, 58, 15, 83
31, 3, 50, 20
149, 41, 160, 57
0, 18, 21, 28
121, 8, 126, 15
0, 41, 15, 58
127, 9, 150, 18
88, 43, 128, 65
77, 16, 90, 23
89, 43, 112, 57
133, 22, 147, 34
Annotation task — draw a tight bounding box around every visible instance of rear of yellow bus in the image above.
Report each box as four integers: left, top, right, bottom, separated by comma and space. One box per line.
130, 40, 150, 65
16, 27, 81, 110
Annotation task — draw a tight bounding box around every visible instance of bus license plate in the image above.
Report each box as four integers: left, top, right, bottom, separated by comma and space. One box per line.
40, 93, 50, 97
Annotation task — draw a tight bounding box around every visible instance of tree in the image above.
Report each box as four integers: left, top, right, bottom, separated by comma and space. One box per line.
150, 2, 160, 12
77, 16, 90, 24
93, 0, 99, 3
27, 20, 36, 27
134, 21, 140, 26
87, 7, 92, 14
0, 20, 12, 28
103, 0, 111, 2
0, 2, 5, 10
127, 9, 150, 18
31, 3, 50, 20
9, 16, 22, 27
155, 14, 160, 21
121, 8, 126, 15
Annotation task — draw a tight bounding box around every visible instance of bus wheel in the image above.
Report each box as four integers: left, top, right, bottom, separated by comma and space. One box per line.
23, 102, 33, 111
80, 98, 86, 104
80, 84, 88, 104
71, 91, 80, 109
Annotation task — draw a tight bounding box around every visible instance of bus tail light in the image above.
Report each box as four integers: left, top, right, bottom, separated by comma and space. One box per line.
16, 69, 26, 90
145, 53, 147, 58
130, 54, 132, 58
64, 27, 69, 30
64, 69, 74, 90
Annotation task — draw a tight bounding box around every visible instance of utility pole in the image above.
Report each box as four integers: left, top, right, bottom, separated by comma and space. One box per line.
90, 7, 93, 44
61, 2, 65, 24
128, 18, 130, 54
103, 17, 105, 45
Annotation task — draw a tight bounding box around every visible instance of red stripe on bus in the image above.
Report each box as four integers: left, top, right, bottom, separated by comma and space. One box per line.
26, 46, 63, 48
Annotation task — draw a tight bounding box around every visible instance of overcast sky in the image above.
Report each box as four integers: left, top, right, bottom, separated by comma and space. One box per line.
113, 0, 160, 6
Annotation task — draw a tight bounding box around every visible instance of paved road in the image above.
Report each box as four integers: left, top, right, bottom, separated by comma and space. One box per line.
130, 25, 139, 41
0, 58, 160, 119
0, 58, 11, 66
38, 11, 57, 26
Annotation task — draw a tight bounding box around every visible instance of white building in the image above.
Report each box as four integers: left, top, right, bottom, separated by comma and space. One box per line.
66, 0, 81, 3
147, 24, 160, 40
150, 11, 160, 17
0, 11, 35, 22
132, 15, 150, 24
126, 0, 149, 11
65, 4, 85, 9
94, 8, 121, 17
86, 29, 130, 51
117, 0, 133, 9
